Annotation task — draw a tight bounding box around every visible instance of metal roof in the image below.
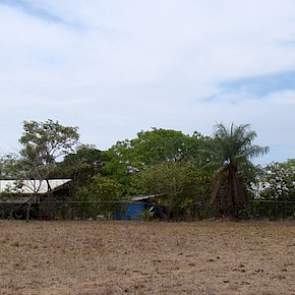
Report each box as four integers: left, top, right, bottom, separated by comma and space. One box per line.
0, 179, 71, 194
131, 194, 165, 202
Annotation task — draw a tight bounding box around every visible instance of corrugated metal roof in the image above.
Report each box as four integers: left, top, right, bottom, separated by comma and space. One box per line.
0, 179, 71, 194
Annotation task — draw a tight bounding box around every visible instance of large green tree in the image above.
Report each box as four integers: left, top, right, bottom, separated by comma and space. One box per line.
104, 128, 211, 196
57, 144, 106, 184
107, 128, 191, 168
19, 119, 79, 189
76, 175, 125, 218
132, 161, 211, 220
209, 123, 268, 217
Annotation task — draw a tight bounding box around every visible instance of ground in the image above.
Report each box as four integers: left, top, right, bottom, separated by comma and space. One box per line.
0, 221, 295, 295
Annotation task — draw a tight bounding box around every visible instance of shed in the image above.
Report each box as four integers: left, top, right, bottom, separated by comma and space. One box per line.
115, 194, 167, 220
0, 179, 72, 219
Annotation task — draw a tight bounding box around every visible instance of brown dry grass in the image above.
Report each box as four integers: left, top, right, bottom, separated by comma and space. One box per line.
0, 221, 295, 295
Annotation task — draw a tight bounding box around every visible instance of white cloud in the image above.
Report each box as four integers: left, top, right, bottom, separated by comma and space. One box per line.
0, 0, 295, 162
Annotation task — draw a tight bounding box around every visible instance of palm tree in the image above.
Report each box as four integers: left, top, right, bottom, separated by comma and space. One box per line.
209, 123, 268, 217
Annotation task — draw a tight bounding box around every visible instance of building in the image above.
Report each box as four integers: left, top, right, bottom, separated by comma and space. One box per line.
115, 194, 167, 220
0, 179, 72, 219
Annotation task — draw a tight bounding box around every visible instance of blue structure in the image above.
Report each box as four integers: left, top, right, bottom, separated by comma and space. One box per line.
114, 194, 167, 220
114, 202, 147, 220
120, 202, 146, 220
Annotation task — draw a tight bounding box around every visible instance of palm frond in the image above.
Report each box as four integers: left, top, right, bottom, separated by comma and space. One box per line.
208, 122, 268, 217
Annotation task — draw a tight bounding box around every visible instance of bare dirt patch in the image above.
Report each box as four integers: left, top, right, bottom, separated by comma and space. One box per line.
0, 220, 295, 294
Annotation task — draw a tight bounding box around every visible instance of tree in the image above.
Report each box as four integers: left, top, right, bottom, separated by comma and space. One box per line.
57, 144, 106, 185
107, 128, 198, 168
260, 161, 295, 201
129, 128, 193, 165
0, 154, 20, 179
249, 160, 295, 219
103, 128, 211, 190
10, 120, 79, 218
132, 161, 211, 220
209, 123, 268, 217
76, 175, 125, 218
19, 119, 79, 188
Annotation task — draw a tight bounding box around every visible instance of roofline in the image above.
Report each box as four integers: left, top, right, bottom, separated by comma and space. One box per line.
131, 193, 166, 201
0, 179, 72, 181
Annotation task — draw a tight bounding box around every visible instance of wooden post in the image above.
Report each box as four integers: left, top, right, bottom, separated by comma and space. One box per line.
9, 205, 14, 220
26, 202, 31, 222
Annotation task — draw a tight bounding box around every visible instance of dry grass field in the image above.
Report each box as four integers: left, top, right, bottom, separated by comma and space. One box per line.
1, 221, 295, 295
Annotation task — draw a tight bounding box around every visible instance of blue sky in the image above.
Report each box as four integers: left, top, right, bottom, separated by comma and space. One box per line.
220, 70, 295, 97
0, 0, 64, 23
0, 0, 295, 164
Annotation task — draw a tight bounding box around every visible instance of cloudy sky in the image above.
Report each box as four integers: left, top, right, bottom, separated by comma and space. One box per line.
0, 0, 295, 163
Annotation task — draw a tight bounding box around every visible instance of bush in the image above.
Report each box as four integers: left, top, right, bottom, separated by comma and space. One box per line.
75, 175, 127, 219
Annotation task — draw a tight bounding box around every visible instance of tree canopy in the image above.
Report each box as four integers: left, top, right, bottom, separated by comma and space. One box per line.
0, 119, 279, 220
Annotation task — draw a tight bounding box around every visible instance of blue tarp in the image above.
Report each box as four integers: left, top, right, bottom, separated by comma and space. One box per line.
115, 202, 146, 220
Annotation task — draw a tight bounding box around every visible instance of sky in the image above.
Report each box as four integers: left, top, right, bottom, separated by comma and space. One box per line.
0, 0, 295, 164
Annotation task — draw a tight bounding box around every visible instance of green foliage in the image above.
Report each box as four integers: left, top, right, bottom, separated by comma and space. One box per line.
128, 128, 191, 165
76, 175, 126, 218
107, 128, 211, 168
57, 144, 106, 184
20, 119, 79, 164
140, 207, 155, 221
249, 161, 295, 219
209, 123, 268, 217
0, 120, 276, 220
18, 119, 79, 181
131, 161, 211, 220
103, 128, 213, 197
102, 147, 132, 191
0, 154, 21, 179
260, 161, 295, 200
210, 123, 269, 168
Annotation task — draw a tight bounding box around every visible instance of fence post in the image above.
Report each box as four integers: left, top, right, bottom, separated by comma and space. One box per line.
26, 202, 31, 222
